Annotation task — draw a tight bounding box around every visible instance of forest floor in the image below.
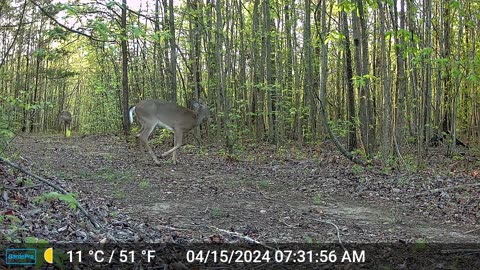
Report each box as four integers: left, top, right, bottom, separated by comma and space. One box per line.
3, 134, 480, 244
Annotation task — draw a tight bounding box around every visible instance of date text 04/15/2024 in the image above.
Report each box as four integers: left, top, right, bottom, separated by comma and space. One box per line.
186, 249, 366, 264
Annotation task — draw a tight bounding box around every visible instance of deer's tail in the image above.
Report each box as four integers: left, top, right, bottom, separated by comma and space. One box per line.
128, 106, 136, 124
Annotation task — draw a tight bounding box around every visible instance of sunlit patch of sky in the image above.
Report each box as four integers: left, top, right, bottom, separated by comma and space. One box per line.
53, 0, 181, 10
50, 0, 182, 28
48, 1, 153, 38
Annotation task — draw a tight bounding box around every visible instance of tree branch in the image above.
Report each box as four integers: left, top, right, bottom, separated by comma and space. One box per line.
0, 0, 27, 67
0, 156, 101, 229
413, 182, 480, 197
313, 92, 368, 165
29, 0, 113, 43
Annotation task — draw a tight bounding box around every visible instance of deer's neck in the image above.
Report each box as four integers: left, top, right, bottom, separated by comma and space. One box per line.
193, 112, 206, 127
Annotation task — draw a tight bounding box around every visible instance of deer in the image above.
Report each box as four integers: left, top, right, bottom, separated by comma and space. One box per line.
58, 111, 72, 137
129, 99, 210, 165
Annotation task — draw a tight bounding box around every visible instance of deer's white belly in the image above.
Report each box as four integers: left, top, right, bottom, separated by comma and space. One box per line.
157, 120, 173, 131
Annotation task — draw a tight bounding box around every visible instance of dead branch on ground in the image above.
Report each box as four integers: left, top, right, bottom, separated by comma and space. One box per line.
206, 225, 276, 250
413, 183, 480, 197
0, 156, 100, 229
311, 218, 346, 251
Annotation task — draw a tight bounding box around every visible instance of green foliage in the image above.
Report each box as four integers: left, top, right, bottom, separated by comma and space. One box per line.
0, 121, 14, 152
33, 48, 47, 58
303, 236, 314, 244
337, 0, 356, 13
24, 237, 49, 244
329, 120, 354, 138
46, 26, 69, 41
395, 176, 410, 187
257, 179, 271, 190
351, 148, 367, 159
0, 214, 23, 243
150, 131, 171, 145
403, 154, 419, 172
386, 211, 402, 225
16, 177, 34, 187
414, 238, 427, 251
211, 207, 223, 218
46, 68, 77, 79
93, 20, 111, 40
96, 167, 135, 183
138, 179, 150, 189
352, 74, 377, 88
351, 164, 364, 175
413, 47, 434, 65
324, 31, 345, 44
129, 25, 145, 38
113, 190, 126, 199
34, 192, 78, 210
467, 73, 479, 82
312, 193, 323, 205
0, 98, 16, 151
80, 74, 122, 133
452, 155, 464, 161
1, 214, 21, 224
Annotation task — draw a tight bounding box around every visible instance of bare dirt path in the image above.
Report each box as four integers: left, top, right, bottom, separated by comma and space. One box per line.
10, 134, 480, 243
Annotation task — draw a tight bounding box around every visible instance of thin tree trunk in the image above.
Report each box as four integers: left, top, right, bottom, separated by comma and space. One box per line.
341, 7, 357, 151
168, 0, 177, 103
252, 0, 264, 141
378, 0, 391, 162
423, 0, 433, 154
304, 0, 315, 142
264, 0, 276, 144
121, 0, 130, 135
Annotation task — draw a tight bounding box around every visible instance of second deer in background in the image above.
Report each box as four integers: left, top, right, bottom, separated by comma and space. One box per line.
129, 100, 210, 165
59, 111, 72, 137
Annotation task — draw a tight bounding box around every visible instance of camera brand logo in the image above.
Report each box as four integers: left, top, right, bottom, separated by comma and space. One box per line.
5, 248, 37, 265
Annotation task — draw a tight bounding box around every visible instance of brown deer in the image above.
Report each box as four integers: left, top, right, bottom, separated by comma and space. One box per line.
58, 111, 72, 137
129, 100, 209, 165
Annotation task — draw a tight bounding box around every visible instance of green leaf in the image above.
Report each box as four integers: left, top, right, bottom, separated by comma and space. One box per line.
467, 74, 478, 82
33, 48, 46, 58
58, 194, 78, 209
106, 1, 117, 9
62, 4, 78, 16
131, 26, 143, 38
385, 30, 394, 41
325, 31, 345, 44
449, 0, 461, 10
338, 0, 356, 13
24, 237, 49, 244
94, 21, 110, 40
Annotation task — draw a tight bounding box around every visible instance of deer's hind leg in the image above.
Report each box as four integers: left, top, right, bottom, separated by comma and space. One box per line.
162, 131, 183, 164
137, 123, 161, 165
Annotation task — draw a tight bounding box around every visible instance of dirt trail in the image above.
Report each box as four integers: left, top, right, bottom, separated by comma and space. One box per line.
11, 134, 480, 243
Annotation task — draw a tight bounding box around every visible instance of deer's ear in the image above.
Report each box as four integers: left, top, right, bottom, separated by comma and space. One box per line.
191, 100, 200, 110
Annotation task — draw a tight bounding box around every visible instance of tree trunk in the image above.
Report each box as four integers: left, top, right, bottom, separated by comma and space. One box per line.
303, 0, 315, 142
121, 0, 130, 135
264, 0, 276, 144
168, 0, 177, 102
423, 0, 433, 155
377, 0, 391, 162
252, 0, 264, 142
341, 8, 357, 151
